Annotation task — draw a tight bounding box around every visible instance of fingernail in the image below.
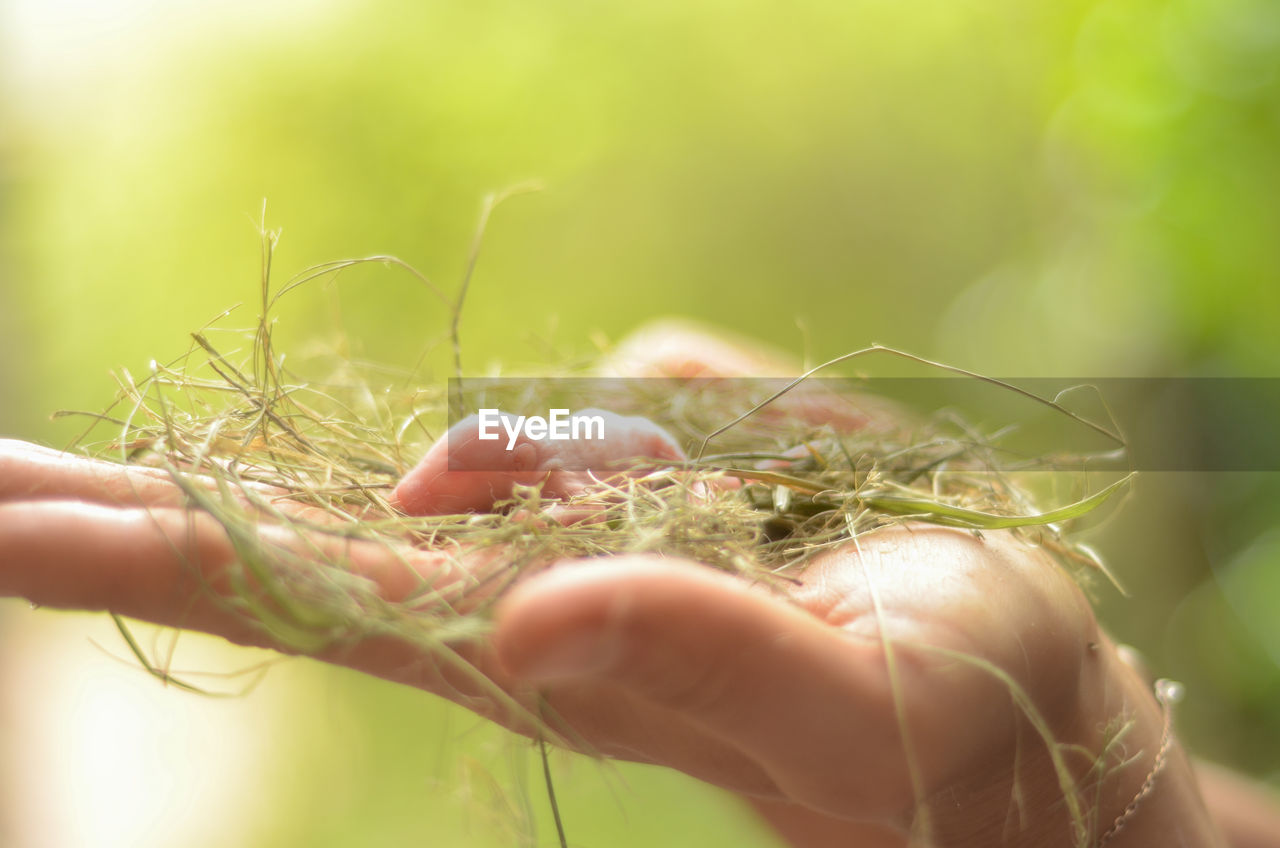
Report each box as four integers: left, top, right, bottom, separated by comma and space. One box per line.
516, 629, 617, 681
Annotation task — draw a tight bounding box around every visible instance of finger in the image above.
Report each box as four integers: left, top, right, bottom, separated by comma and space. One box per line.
0, 499, 547, 730
0, 500, 477, 644
600, 318, 798, 378
391, 410, 685, 516
493, 554, 944, 820
0, 499, 780, 795
602, 325, 899, 434
0, 439, 198, 506
0, 439, 338, 523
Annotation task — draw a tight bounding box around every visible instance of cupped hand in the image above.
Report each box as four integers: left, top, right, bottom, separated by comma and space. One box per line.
0, 322, 1220, 848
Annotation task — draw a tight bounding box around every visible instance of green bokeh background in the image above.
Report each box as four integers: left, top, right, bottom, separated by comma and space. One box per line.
2, 0, 1278, 844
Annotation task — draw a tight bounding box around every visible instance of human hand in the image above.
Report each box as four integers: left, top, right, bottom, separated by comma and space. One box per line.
0, 321, 1224, 847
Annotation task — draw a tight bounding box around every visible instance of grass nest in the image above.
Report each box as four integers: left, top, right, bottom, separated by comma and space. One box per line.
58, 217, 1132, 691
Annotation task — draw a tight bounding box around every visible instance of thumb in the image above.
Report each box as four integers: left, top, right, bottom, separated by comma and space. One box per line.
492, 555, 921, 820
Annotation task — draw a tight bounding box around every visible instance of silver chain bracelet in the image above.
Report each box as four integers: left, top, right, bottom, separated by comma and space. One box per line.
1095, 678, 1185, 847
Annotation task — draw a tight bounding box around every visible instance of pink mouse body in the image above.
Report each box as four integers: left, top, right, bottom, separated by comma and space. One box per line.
391, 408, 687, 516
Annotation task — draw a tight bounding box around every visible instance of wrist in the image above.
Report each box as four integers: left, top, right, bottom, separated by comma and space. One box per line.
1086, 647, 1224, 848
744, 637, 1227, 848
920, 636, 1223, 848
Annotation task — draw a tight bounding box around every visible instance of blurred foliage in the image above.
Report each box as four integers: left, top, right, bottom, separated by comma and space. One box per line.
3, 0, 1280, 843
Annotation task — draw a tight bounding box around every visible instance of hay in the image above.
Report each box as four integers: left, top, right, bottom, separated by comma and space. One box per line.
57, 213, 1134, 848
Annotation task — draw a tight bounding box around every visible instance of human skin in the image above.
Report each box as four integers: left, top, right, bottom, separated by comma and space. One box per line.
391, 407, 687, 515
0, 323, 1275, 847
